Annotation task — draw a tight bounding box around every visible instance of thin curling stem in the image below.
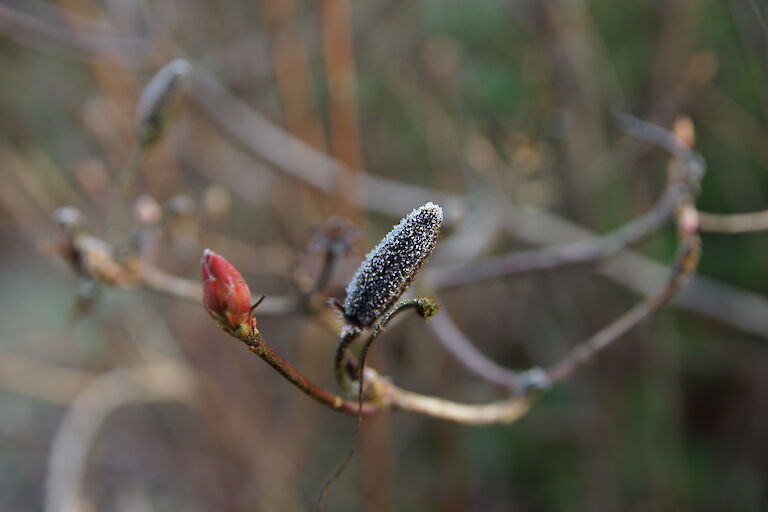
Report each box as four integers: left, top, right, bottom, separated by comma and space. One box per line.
334, 298, 437, 398
333, 325, 361, 394
320, 298, 436, 511
357, 298, 436, 397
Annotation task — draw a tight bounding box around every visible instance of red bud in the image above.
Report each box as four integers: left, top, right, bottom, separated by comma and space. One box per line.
201, 249, 254, 333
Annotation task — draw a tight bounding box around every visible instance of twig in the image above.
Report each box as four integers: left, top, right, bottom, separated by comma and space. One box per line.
188, 70, 465, 221
234, 327, 379, 416
0, 3, 147, 64
698, 210, 768, 233
184, 78, 768, 345
546, 115, 705, 383
617, 114, 706, 182
377, 381, 533, 425
0, 352, 93, 405
215, 300, 535, 424
53, 220, 296, 314
333, 325, 362, 395
320, 0, 365, 221
547, 232, 701, 383
44, 363, 197, 512
426, 311, 522, 389
138, 261, 296, 315
428, 183, 685, 288
427, 115, 703, 289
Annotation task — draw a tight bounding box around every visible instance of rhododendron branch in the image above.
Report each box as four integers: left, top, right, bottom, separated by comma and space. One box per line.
428, 183, 685, 288
237, 329, 379, 416
547, 231, 701, 383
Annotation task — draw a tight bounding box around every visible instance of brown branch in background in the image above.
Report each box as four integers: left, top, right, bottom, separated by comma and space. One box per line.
186, 75, 768, 344
428, 182, 685, 289
376, 379, 533, 425
302, 216, 358, 300
188, 70, 466, 220
426, 311, 523, 389
44, 363, 197, 512
426, 116, 702, 397
6, 18, 765, 338
262, 0, 325, 148
239, 318, 535, 424
52, 214, 297, 314
548, 225, 701, 383
261, 0, 329, 228
320, 0, 365, 222
697, 210, 768, 233
139, 262, 296, 314
242, 330, 379, 417
617, 114, 705, 180
547, 115, 705, 382
428, 114, 703, 289
0, 352, 94, 405
0, 2, 148, 63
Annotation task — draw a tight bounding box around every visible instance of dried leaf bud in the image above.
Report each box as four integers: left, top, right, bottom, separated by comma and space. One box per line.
164, 194, 195, 219
136, 58, 191, 148
201, 249, 254, 334
53, 207, 84, 237
343, 202, 443, 328
133, 195, 162, 226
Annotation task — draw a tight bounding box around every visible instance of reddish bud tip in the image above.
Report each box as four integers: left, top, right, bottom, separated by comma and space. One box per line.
201, 249, 254, 333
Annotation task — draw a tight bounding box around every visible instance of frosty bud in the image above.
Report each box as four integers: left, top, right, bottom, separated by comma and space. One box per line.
201, 249, 254, 334
136, 58, 191, 148
343, 202, 443, 328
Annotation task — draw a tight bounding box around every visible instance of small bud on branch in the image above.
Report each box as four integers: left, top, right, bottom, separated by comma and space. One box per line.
343, 202, 442, 328
201, 249, 254, 335
135, 58, 191, 149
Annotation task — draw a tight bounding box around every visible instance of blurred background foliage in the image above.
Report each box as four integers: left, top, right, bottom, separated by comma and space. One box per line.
1, 0, 768, 510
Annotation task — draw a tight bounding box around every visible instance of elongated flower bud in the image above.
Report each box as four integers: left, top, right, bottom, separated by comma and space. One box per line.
136, 58, 191, 148
201, 249, 254, 334
343, 202, 443, 328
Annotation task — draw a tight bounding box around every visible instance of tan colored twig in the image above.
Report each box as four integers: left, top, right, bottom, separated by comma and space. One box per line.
0, 2, 147, 63
426, 311, 522, 389
377, 380, 533, 425
546, 115, 705, 382
54, 229, 297, 315
547, 231, 700, 383
428, 182, 685, 288
0, 352, 93, 405
697, 210, 768, 233
44, 363, 197, 512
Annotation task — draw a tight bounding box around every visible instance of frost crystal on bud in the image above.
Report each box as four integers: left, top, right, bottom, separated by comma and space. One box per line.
343, 202, 443, 328
136, 58, 191, 148
201, 249, 254, 333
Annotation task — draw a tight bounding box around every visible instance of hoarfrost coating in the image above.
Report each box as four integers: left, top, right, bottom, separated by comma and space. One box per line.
343, 202, 443, 327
